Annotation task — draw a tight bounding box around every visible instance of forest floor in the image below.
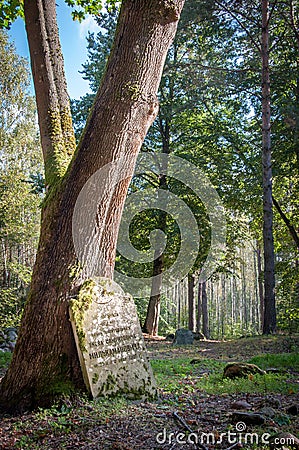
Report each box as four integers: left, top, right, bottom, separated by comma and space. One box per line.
0, 334, 298, 449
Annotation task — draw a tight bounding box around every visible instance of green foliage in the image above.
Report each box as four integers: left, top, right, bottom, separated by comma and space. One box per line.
0, 288, 24, 328
0, 30, 43, 328
134, 296, 148, 327
65, 0, 103, 21
0, 349, 12, 367
65, 0, 119, 21
2, 0, 298, 337
0, 0, 119, 29
0, 0, 23, 29
249, 353, 299, 371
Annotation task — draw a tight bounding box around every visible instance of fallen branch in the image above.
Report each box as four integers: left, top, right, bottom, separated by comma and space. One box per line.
173, 411, 194, 433
224, 443, 242, 450
172, 411, 208, 450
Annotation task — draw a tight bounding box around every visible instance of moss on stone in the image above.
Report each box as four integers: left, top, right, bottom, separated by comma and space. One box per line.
98, 278, 115, 296
92, 373, 99, 385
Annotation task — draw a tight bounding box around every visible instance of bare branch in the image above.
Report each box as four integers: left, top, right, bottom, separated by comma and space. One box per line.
172, 411, 208, 450
272, 196, 299, 249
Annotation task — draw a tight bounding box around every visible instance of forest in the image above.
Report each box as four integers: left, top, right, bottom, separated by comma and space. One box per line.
1, 0, 298, 339
0, 0, 298, 449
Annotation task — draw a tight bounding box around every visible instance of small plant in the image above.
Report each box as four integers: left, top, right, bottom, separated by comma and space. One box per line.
0, 350, 12, 368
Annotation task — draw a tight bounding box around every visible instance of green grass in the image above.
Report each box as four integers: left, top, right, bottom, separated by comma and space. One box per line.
13, 395, 129, 449
199, 372, 297, 395
248, 352, 299, 370
151, 354, 299, 397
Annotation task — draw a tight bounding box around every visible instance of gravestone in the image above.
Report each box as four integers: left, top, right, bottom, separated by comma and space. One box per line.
69, 278, 157, 399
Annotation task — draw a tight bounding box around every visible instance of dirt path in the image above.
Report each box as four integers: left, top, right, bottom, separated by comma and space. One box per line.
146, 334, 299, 361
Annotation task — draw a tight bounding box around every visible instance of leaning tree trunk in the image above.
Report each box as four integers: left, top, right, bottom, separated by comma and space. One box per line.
261, 0, 276, 334
0, 0, 185, 412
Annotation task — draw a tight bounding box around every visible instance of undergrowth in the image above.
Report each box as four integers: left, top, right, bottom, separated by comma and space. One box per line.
151, 353, 299, 396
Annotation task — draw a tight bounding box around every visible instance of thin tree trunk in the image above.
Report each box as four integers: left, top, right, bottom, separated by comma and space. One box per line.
261, 0, 276, 334
253, 244, 261, 332
289, 0, 299, 173
24, 0, 76, 185
202, 281, 209, 339
230, 277, 234, 334
1, 239, 8, 287
0, 0, 185, 412
241, 254, 248, 329
143, 117, 170, 336
188, 273, 196, 332
197, 280, 202, 334
143, 250, 164, 336
143, 175, 168, 336
177, 282, 181, 328
256, 243, 264, 331
221, 274, 226, 338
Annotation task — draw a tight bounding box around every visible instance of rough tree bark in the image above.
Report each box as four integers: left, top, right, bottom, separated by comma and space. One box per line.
24, 0, 76, 184
261, 0, 276, 334
0, 0, 185, 412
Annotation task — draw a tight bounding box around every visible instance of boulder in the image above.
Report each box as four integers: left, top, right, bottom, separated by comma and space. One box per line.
269, 432, 299, 450
172, 328, 194, 345
231, 411, 265, 425
259, 406, 276, 418
223, 362, 266, 379
231, 400, 252, 410
0, 327, 18, 353
7, 330, 17, 342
